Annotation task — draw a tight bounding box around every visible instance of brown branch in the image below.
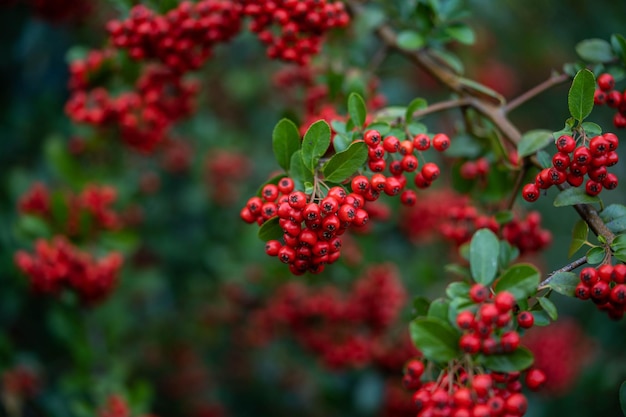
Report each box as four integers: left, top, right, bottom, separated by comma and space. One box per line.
505, 72, 570, 113
539, 255, 587, 288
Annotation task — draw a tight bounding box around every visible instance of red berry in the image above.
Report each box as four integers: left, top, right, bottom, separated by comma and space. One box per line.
413, 133, 431, 150
525, 368, 546, 390
472, 374, 493, 397
400, 189, 417, 206
351, 175, 370, 194
363, 129, 381, 147
516, 311, 534, 329
607, 90, 623, 108
277, 177, 295, 194
556, 135, 576, 153
494, 291, 516, 313
594, 89, 607, 105
401, 154, 419, 172
382, 135, 400, 152
265, 240, 282, 256
585, 179, 602, 196
500, 331, 520, 352
421, 162, 440, 182
399, 140, 414, 155
432, 133, 450, 151
459, 333, 481, 354
456, 310, 475, 329
405, 358, 425, 378
469, 283, 489, 303
522, 183, 539, 202
505, 393, 528, 415
598, 73, 615, 92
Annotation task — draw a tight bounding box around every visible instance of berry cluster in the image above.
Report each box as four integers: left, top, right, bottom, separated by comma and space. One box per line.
204, 149, 251, 206
14, 236, 123, 305
594, 73, 626, 129
106, 1, 242, 73
457, 286, 535, 356
66, 64, 198, 152
242, 0, 350, 65
575, 263, 626, 319
501, 211, 552, 255
246, 264, 408, 369
241, 177, 370, 275
402, 361, 543, 417
459, 157, 490, 181
2, 365, 39, 399
522, 132, 620, 201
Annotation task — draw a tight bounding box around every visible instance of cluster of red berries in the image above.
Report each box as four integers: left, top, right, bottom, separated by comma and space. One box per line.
67, 48, 115, 92
19, 182, 123, 236
457, 286, 535, 356
402, 360, 544, 417
459, 157, 490, 181
2, 365, 39, 399
66, 64, 198, 152
204, 149, 251, 206
246, 264, 408, 369
361, 129, 450, 206
439, 205, 499, 247
594, 73, 626, 129
575, 263, 626, 320
522, 132, 620, 201
106, 1, 242, 73
500, 211, 552, 255
242, 0, 349, 65
241, 176, 371, 274
14, 236, 123, 304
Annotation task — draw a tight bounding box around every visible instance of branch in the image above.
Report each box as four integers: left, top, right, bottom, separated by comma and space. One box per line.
505, 72, 570, 113
539, 255, 587, 288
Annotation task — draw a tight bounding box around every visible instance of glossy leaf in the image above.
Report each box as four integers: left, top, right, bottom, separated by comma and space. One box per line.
517, 130, 553, 158
568, 69, 596, 122
397, 30, 425, 50
405, 98, 428, 123
446, 282, 471, 299
257, 217, 282, 242
413, 297, 431, 318
322, 141, 368, 183
586, 247, 605, 265
301, 120, 331, 171
537, 297, 558, 321
547, 271, 578, 297
498, 241, 519, 270
494, 263, 540, 301
611, 34, 626, 66
409, 317, 460, 364
272, 118, 301, 172
469, 229, 500, 285
478, 347, 534, 372
290, 150, 314, 191
581, 121, 602, 137
348, 92, 367, 128
428, 298, 450, 322
536, 150, 553, 168
532, 310, 551, 326
444, 23, 475, 45
575, 38, 615, 63
553, 187, 601, 207
569, 220, 589, 257
600, 204, 626, 223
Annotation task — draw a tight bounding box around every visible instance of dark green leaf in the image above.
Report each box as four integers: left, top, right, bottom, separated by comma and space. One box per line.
575, 38, 615, 63
469, 229, 500, 285
428, 298, 450, 321
600, 204, 626, 223
448, 296, 475, 328
494, 263, 540, 301
397, 30, 425, 50
333, 133, 354, 153
581, 121, 602, 137
409, 317, 460, 364
17, 215, 51, 238
364, 122, 391, 136
568, 69, 596, 122
569, 220, 589, 257
532, 310, 551, 326
611, 233, 626, 251
495, 210, 514, 225
444, 23, 475, 45
619, 380, 626, 416
413, 297, 431, 317
547, 271, 579, 297
322, 141, 368, 183
517, 130, 553, 158
478, 347, 534, 372
429, 48, 464, 74
257, 217, 283, 242
290, 150, 314, 191
537, 297, 558, 321
586, 247, 605, 264
606, 218, 626, 234
405, 98, 428, 123
446, 282, 470, 299
536, 150, 553, 168
614, 249, 626, 263
407, 121, 428, 135
444, 263, 471, 278
498, 241, 519, 270
348, 93, 367, 128
301, 120, 331, 171
272, 118, 301, 172
553, 187, 601, 207
611, 34, 626, 66
331, 120, 347, 134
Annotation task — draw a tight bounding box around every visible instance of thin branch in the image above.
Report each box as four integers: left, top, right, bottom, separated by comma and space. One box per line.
539, 255, 587, 287
505, 72, 570, 113
506, 164, 528, 210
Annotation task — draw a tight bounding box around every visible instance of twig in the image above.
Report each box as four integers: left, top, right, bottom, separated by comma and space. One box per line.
539, 255, 587, 287
505, 72, 570, 113
506, 164, 527, 210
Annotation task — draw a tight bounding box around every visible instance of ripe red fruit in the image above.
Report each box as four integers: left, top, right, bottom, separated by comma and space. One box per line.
432, 133, 450, 151
382, 135, 400, 152
606, 90, 623, 108
500, 330, 520, 352
585, 179, 602, 196
479, 303, 499, 324
277, 177, 295, 194
472, 374, 493, 397
363, 129, 381, 147
400, 189, 417, 206
556, 135, 576, 153
413, 133, 431, 150
598, 73, 615, 92
351, 175, 370, 194
516, 311, 534, 328
421, 162, 440, 182
456, 310, 475, 329
494, 291, 516, 313
525, 368, 547, 390
459, 333, 481, 354
505, 393, 528, 415
522, 183, 540, 202
405, 358, 425, 378
469, 283, 489, 303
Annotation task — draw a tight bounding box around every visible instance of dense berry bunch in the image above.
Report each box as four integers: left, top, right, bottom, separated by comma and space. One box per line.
14, 236, 123, 304
459, 157, 490, 181
246, 264, 408, 369
522, 132, 620, 201
106, 1, 243, 73
242, 0, 350, 65
438, 204, 499, 247
574, 263, 626, 319
593, 73, 626, 129
501, 211, 552, 255
67, 48, 116, 91
204, 149, 251, 205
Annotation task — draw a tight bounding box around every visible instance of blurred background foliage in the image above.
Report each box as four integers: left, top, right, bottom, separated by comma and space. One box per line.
1, 0, 626, 416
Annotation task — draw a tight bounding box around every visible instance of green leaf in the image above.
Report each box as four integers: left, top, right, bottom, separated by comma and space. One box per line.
469, 229, 500, 286
429, 48, 464, 74
494, 263, 540, 301
611, 233, 626, 251
498, 241, 519, 270
614, 249, 626, 263
568, 69, 596, 122
619, 380, 626, 416
413, 296, 431, 317
301, 120, 331, 171
397, 30, 425, 50
448, 296, 476, 327
348, 93, 367, 129
553, 187, 601, 207
446, 282, 471, 299
17, 215, 52, 238
536, 150, 553, 168
600, 204, 626, 223
322, 141, 368, 183
333, 133, 354, 153
606, 218, 626, 235
517, 130, 553, 158
444, 23, 475, 45
569, 220, 589, 257
576, 38, 615, 63
444, 263, 471, 279
257, 217, 283, 242
478, 347, 534, 372
547, 271, 579, 297
459, 78, 504, 103
537, 297, 558, 321
289, 150, 314, 191
409, 317, 460, 364
495, 210, 514, 225
586, 247, 605, 264
272, 118, 301, 172
364, 122, 391, 136
611, 34, 626, 66
428, 298, 450, 321
532, 310, 551, 326
581, 121, 602, 137
405, 98, 428, 123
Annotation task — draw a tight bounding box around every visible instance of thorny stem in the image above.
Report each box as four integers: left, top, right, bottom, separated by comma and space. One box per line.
539, 255, 588, 288
345, 0, 616, 248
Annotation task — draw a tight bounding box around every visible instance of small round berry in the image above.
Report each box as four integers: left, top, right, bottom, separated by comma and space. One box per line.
505, 393, 528, 415
363, 129, 381, 147
400, 189, 417, 206
472, 374, 493, 397
516, 311, 534, 329
597, 73, 615, 92
585, 179, 602, 196
494, 291, 516, 313
603, 173, 619, 190
456, 310, 475, 329
399, 140, 414, 155
500, 330, 520, 352
401, 154, 419, 172
575, 283, 591, 300
405, 359, 425, 378
525, 368, 547, 391
351, 175, 370, 194
556, 135, 576, 153
459, 333, 481, 354
265, 240, 282, 256
288, 191, 308, 209
522, 183, 539, 202
469, 283, 490, 303
413, 133, 431, 150
573, 146, 591, 165
414, 172, 431, 189
382, 135, 400, 152
606, 90, 623, 108
277, 177, 295, 194
421, 162, 440, 182
594, 89, 607, 105
432, 133, 450, 151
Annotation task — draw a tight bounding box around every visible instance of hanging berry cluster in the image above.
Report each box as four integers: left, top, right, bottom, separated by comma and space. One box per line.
593, 73, 626, 129
522, 132, 620, 201
575, 264, 626, 320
